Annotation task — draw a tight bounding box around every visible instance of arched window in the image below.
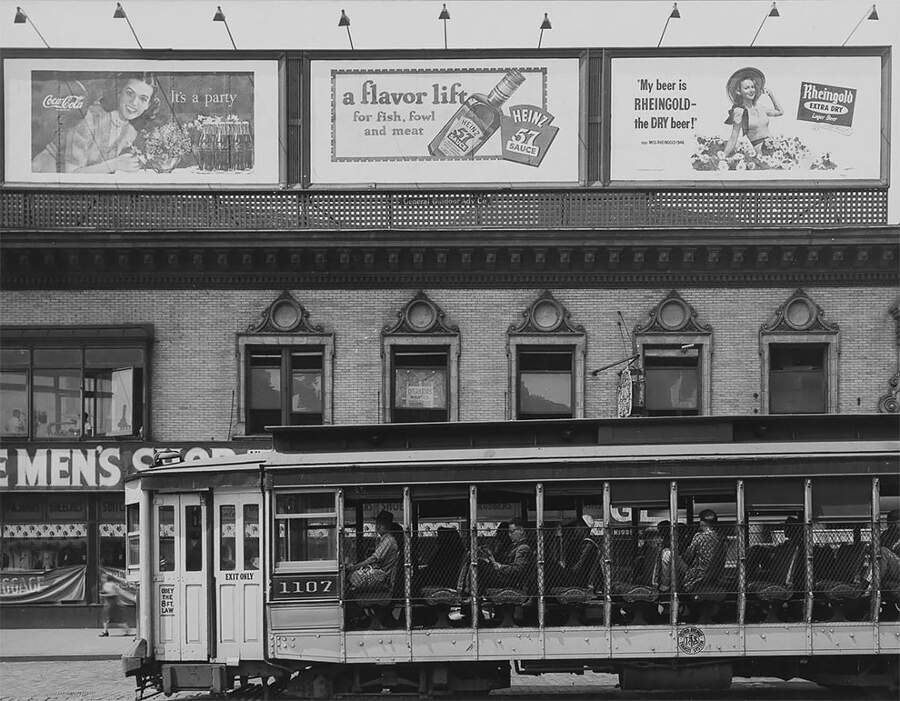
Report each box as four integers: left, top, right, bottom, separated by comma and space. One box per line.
634, 291, 712, 416
507, 291, 585, 420
236, 292, 334, 435
759, 289, 839, 415
382, 292, 460, 423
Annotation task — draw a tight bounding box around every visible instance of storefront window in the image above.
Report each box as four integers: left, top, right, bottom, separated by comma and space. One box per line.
0, 493, 88, 604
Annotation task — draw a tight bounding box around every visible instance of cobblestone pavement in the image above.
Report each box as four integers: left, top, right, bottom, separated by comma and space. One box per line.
0, 660, 880, 701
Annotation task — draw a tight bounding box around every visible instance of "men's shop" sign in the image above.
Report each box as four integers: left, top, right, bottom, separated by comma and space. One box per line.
0, 443, 260, 491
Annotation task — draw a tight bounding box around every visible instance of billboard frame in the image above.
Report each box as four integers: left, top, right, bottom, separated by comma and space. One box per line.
301, 48, 588, 189
600, 45, 891, 189
0, 48, 289, 189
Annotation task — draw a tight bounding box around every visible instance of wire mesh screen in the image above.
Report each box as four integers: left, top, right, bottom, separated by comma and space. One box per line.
746, 519, 805, 622
411, 526, 467, 605
810, 522, 872, 622
2, 188, 887, 231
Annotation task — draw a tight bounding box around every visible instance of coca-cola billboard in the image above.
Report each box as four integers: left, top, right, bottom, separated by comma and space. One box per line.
3, 58, 280, 185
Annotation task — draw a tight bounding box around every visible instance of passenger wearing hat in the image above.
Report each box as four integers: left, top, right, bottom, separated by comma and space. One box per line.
682, 509, 726, 592
348, 509, 399, 591
881, 509, 900, 558
723, 66, 783, 158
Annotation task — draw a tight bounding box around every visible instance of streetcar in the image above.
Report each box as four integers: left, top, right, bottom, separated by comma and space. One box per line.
122, 414, 900, 698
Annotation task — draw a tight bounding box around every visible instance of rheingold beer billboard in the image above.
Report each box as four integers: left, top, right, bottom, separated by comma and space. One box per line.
606, 48, 889, 185
309, 57, 581, 185
3, 58, 280, 185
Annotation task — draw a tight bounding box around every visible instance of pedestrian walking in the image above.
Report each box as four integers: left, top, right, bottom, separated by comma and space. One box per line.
99, 574, 129, 636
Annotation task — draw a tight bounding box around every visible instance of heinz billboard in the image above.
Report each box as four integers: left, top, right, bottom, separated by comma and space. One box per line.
308, 57, 581, 185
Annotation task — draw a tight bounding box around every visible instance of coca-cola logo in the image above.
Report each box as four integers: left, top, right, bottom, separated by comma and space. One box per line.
42, 94, 86, 111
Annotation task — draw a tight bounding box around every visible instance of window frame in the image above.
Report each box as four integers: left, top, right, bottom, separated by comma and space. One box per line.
508, 336, 585, 420
763, 339, 836, 415
381, 293, 460, 424
638, 341, 708, 417
389, 345, 452, 423
515, 345, 577, 420
0, 326, 152, 441
236, 334, 334, 435
272, 490, 339, 574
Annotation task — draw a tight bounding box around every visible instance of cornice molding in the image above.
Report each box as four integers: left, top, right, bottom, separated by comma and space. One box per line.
2, 242, 897, 290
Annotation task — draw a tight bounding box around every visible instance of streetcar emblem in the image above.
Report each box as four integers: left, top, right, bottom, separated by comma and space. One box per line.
677, 626, 706, 655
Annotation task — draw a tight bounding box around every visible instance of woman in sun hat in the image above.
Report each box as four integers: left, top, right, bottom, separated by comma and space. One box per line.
723, 66, 784, 157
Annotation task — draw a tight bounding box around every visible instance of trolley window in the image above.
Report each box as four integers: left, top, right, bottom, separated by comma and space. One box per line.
274, 492, 337, 571
244, 504, 260, 570
158, 505, 175, 572
126, 503, 140, 570
219, 505, 236, 571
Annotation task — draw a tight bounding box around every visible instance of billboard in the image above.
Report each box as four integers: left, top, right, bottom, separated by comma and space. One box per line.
608, 52, 887, 184
309, 58, 581, 185
3, 58, 280, 185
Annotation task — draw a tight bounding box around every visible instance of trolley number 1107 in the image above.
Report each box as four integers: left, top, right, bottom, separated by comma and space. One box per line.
272, 574, 340, 600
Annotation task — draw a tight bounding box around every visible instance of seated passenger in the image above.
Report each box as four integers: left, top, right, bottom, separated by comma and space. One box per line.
682, 509, 726, 592
417, 526, 463, 589
548, 517, 600, 590
348, 510, 399, 592
481, 518, 534, 590
490, 521, 513, 563
657, 520, 684, 594
881, 509, 900, 558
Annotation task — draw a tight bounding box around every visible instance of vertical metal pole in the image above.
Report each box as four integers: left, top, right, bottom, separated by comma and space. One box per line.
670, 481, 679, 627
871, 477, 881, 635
803, 479, 813, 626
139, 488, 152, 644
602, 482, 612, 628
736, 480, 746, 628
336, 488, 346, 661
469, 485, 479, 641
536, 483, 545, 629
403, 486, 413, 636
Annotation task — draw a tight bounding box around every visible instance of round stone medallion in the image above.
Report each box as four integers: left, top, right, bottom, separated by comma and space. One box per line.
658, 299, 688, 331
407, 300, 437, 331
785, 297, 814, 330
271, 300, 301, 330
532, 299, 563, 331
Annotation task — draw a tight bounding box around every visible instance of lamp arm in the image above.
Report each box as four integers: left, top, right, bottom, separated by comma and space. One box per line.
591, 354, 640, 377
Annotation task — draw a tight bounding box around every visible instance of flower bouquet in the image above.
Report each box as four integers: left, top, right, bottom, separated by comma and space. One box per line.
131, 121, 193, 173
691, 134, 837, 172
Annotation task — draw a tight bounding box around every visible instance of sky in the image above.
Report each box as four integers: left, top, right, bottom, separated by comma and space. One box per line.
1, 0, 897, 221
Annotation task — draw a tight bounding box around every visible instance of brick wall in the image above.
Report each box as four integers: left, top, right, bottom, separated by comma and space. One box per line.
0, 286, 896, 441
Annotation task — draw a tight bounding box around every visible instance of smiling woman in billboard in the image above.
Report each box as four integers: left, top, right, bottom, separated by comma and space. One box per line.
723, 67, 783, 158
32, 73, 161, 174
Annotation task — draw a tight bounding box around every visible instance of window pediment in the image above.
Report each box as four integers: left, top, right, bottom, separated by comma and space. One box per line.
760, 289, 839, 337
509, 291, 584, 335
247, 291, 324, 335
634, 290, 711, 336
383, 291, 458, 336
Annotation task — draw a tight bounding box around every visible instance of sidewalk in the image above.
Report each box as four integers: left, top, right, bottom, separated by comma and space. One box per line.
0, 628, 134, 661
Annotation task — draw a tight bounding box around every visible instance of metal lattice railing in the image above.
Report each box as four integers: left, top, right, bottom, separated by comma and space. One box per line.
0, 187, 887, 231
